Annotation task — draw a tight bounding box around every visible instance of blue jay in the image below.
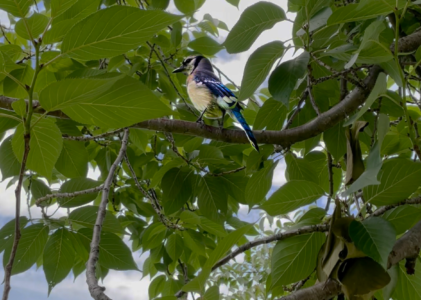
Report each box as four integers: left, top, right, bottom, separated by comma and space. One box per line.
173, 55, 259, 152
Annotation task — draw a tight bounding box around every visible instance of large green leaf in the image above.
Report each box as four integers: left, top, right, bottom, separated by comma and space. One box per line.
57, 178, 102, 208
363, 159, 421, 206
51, 0, 78, 18
224, 2, 286, 53
345, 114, 389, 196
55, 76, 172, 128
0, 50, 24, 81
3, 224, 49, 275
165, 233, 184, 262
188, 37, 224, 56
269, 51, 309, 107
285, 153, 318, 184
38, 77, 120, 112
261, 180, 325, 216
328, 0, 408, 25
12, 117, 63, 179
15, 13, 49, 40
78, 228, 138, 271
162, 167, 195, 215
349, 218, 395, 269
0, 217, 28, 253
203, 286, 220, 300
323, 121, 347, 162
253, 98, 287, 130
197, 176, 228, 220
30, 178, 51, 200
61, 6, 181, 60
69, 206, 123, 234
239, 41, 285, 101
0, 0, 31, 17
381, 206, 421, 235
0, 136, 21, 180
245, 161, 277, 205
271, 232, 325, 288
43, 228, 75, 294
55, 140, 88, 178
393, 261, 421, 300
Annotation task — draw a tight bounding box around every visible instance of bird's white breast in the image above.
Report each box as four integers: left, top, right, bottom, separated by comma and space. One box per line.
187, 80, 214, 112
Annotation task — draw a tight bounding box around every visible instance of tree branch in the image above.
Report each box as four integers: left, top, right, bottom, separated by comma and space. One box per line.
371, 197, 421, 217
62, 129, 125, 141
35, 185, 104, 207
211, 224, 329, 271
277, 280, 342, 300
86, 128, 129, 300
2, 134, 30, 300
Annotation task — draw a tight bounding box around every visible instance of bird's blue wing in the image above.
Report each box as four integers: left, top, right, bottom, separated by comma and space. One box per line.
194, 75, 237, 110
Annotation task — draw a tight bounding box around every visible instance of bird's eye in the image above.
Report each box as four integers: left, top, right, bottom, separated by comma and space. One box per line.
184, 58, 192, 64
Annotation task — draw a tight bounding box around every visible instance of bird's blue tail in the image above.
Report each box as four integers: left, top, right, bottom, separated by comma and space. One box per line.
230, 105, 259, 152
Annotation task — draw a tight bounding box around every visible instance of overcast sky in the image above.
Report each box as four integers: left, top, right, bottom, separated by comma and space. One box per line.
0, 1, 293, 299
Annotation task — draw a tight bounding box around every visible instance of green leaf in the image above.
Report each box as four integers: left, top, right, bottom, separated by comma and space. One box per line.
43, 20, 78, 45
203, 286, 220, 300
3, 224, 49, 275
345, 114, 389, 196
349, 218, 396, 269
39, 76, 120, 112
269, 51, 309, 107
198, 176, 228, 220
31, 178, 51, 200
323, 121, 347, 162
328, 0, 407, 25
0, 136, 21, 180
174, 0, 196, 15
69, 206, 123, 234
226, 0, 239, 7
0, 217, 28, 253
382, 206, 421, 235
43, 228, 75, 294
61, 6, 181, 60
239, 41, 285, 101
285, 153, 318, 184
11, 99, 26, 118
224, 2, 286, 53
0, 0, 31, 17
15, 13, 49, 40
142, 223, 168, 250
54, 76, 172, 128
271, 232, 325, 287
393, 261, 421, 300
149, 275, 167, 299
261, 180, 325, 216
162, 167, 195, 215
150, 0, 170, 10
188, 37, 224, 56
165, 234, 184, 261
363, 159, 421, 206
55, 140, 88, 178
245, 161, 277, 205
51, 0, 78, 18
78, 228, 138, 271
344, 72, 387, 126
12, 117, 63, 179
182, 225, 252, 293
57, 178, 102, 208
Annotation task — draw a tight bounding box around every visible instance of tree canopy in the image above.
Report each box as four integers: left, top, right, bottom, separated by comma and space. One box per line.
1, 0, 421, 300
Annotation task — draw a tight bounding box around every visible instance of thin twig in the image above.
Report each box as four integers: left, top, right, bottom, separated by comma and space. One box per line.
147, 41, 198, 117
124, 155, 184, 230
35, 185, 104, 207
0, 25, 11, 44
371, 197, 421, 217
284, 89, 309, 130
63, 128, 125, 141
86, 128, 129, 300
325, 152, 334, 211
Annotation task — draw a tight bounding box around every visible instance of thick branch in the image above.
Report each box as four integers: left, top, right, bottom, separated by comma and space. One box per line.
388, 219, 421, 268
277, 280, 342, 300
86, 128, 129, 300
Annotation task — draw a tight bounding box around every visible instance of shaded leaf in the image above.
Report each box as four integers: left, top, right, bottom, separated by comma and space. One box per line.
58, 178, 102, 208
15, 13, 49, 40
224, 1, 286, 53
0, 136, 21, 180
69, 206, 123, 234
188, 37, 223, 56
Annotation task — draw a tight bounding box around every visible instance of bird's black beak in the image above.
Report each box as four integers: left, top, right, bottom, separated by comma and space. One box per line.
172, 65, 185, 73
